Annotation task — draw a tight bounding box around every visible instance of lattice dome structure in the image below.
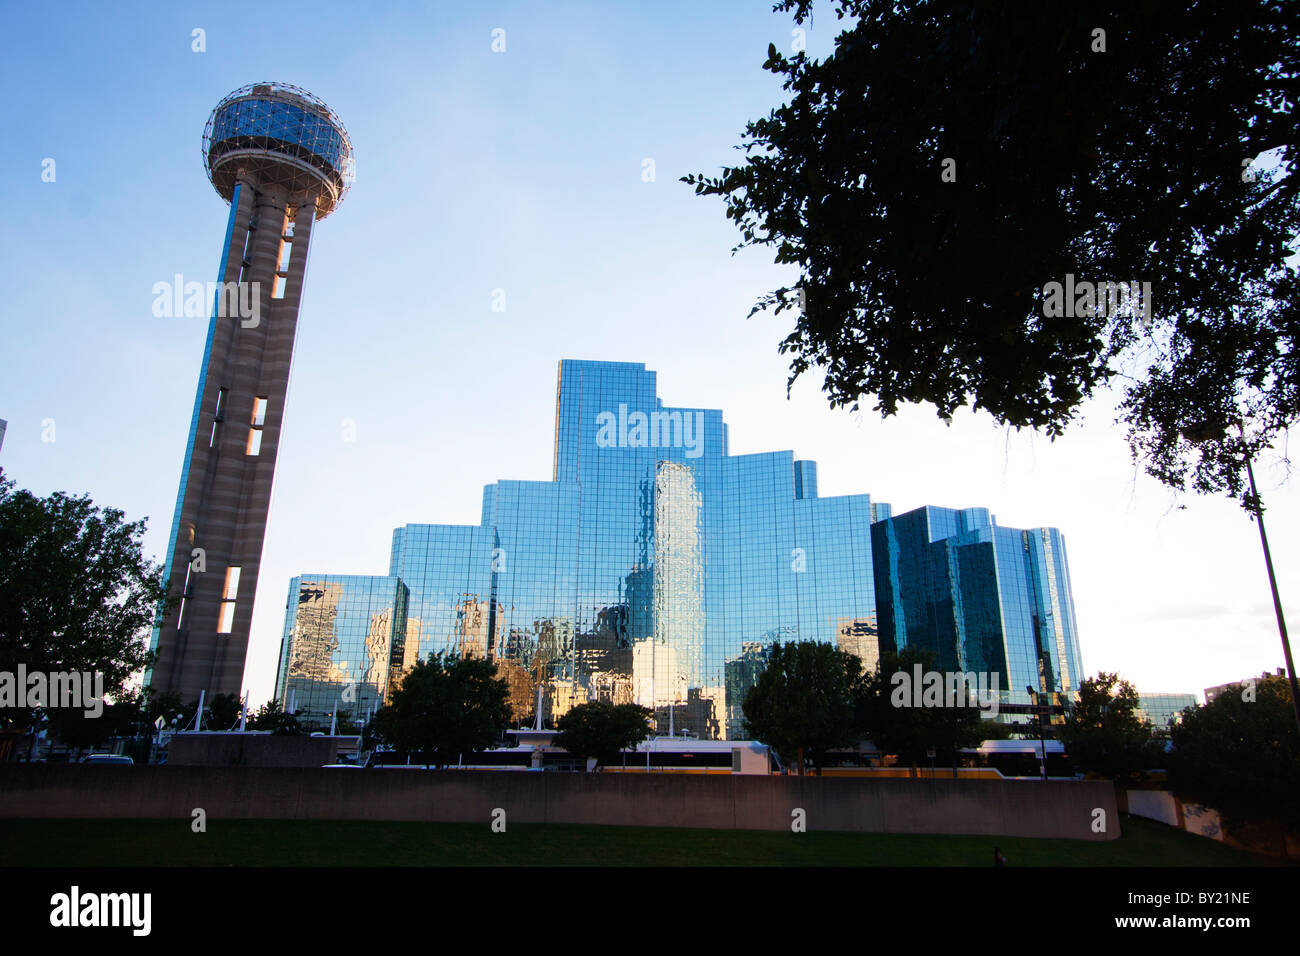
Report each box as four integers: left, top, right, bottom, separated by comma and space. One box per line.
202, 81, 354, 219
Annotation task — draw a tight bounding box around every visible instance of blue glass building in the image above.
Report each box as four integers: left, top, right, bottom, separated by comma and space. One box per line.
275, 575, 407, 723
1136, 693, 1199, 735
871, 506, 1084, 711
277, 360, 1085, 737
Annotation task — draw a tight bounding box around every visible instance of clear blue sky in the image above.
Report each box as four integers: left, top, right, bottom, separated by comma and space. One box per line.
2, 1, 1294, 708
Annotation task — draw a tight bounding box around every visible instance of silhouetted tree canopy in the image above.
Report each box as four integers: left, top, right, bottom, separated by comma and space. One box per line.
1059, 672, 1162, 785
685, 1, 1299, 508
1168, 673, 1299, 832
246, 699, 305, 736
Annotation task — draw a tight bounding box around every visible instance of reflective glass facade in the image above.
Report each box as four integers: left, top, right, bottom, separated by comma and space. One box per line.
208, 95, 352, 182
1137, 693, 1198, 734
277, 360, 1085, 735
275, 575, 408, 724
871, 506, 1084, 707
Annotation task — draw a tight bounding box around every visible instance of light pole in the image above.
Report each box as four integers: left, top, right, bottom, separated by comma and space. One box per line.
1243, 452, 1300, 735
1027, 686, 1047, 781
1184, 420, 1300, 734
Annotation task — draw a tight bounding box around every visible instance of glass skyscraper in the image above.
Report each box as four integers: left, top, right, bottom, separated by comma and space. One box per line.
276, 575, 407, 721
276, 359, 1085, 737
871, 506, 1083, 709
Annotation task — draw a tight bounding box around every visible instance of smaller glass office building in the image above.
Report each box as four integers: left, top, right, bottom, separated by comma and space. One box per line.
1137, 693, 1199, 734
275, 575, 408, 723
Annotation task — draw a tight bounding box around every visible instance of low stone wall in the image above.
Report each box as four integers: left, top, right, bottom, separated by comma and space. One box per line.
0, 766, 1119, 840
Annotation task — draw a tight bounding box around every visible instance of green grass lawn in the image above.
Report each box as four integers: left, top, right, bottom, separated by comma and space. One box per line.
0, 815, 1283, 866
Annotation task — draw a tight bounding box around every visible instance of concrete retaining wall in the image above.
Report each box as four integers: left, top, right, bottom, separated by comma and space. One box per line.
0, 766, 1119, 840
1126, 789, 1180, 827
167, 733, 360, 768
1122, 787, 1298, 858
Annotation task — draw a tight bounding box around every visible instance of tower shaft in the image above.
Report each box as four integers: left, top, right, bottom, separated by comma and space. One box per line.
150, 173, 318, 701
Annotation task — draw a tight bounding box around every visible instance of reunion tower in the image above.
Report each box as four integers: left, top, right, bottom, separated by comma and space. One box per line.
149, 83, 354, 702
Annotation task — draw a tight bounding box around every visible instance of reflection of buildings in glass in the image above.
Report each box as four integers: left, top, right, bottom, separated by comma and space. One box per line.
653, 461, 704, 689
276, 575, 407, 724
649, 688, 721, 739
724, 641, 776, 741
633, 637, 687, 710
363, 607, 393, 694
575, 614, 634, 709
835, 616, 880, 672
544, 677, 588, 724
1136, 692, 1198, 734
392, 616, 423, 688
493, 657, 535, 723
454, 595, 491, 658
286, 581, 342, 684
280, 360, 1085, 738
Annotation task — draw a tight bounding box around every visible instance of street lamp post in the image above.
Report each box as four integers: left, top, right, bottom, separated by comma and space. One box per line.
1185, 420, 1300, 735
1243, 453, 1300, 735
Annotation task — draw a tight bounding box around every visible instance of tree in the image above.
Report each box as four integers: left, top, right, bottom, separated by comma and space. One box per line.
1168, 674, 1299, 833
44, 691, 140, 758
369, 652, 511, 768
141, 688, 186, 729
555, 701, 654, 770
246, 700, 305, 736
1059, 672, 1162, 784
742, 640, 864, 774
0, 469, 168, 730
334, 708, 359, 735
684, 2, 1299, 507
855, 648, 985, 774
202, 692, 243, 732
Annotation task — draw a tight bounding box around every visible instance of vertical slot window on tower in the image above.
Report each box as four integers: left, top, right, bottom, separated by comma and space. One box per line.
210, 387, 227, 447
177, 565, 193, 627
246, 397, 267, 455
218, 567, 240, 633
272, 228, 291, 299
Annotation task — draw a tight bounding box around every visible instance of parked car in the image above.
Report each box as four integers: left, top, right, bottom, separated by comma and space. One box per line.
80, 754, 134, 765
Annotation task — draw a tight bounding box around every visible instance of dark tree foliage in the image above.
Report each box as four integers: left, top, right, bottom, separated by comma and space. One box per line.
1059, 672, 1162, 785
684, 1, 1299, 508
141, 689, 186, 728
1168, 673, 1299, 832
0, 469, 167, 730
370, 652, 511, 768
202, 692, 243, 732
555, 701, 654, 770
742, 640, 864, 774
856, 647, 985, 770
246, 699, 305, 736
334, 708, 359, 735
44, 692, 141, 754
